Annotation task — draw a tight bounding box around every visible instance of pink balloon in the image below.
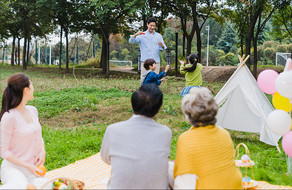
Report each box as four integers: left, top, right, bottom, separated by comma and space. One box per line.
257, 69, 279, 94
282, 131, 292, 157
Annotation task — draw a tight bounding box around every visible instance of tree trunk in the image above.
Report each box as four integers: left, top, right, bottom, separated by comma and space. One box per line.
59, 26, 63, 69
23, 36, 27, 70
15, 47, 17, 64
86, 36, 93, 60
93, 34, 95, 58
65, 30, 69, 72
100, 32, 110, 75
17, 38, 20, 66
196, 30, 202, 63
245, 5, 262, 69
186, 35, 193, 56
183, 31, 186, 57
26, 39, 30, 65
252, 35, 258, 77
142, 14, 147, 31
11, 35, 16, 66
240, 36, 244, 56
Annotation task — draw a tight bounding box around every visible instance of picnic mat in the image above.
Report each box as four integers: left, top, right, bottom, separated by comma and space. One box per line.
46, 153, 292, 189
45, 153, 110, 189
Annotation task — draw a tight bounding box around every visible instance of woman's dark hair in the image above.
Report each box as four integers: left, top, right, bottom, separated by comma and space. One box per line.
131, 84, 163, 118
147, 17, 157, 24
143, 59, 156, 70
183, 54, 199, 72
0, 73, 30, 120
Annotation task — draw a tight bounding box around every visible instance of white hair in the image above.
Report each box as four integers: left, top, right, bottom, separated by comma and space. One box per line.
181, 87, 218, 127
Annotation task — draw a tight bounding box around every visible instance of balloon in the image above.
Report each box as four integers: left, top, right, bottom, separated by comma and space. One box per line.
275, 71, 292, 100
282, 131, 292, 157
257, 69, 278, 94
267, 110, 291, 136
272, 92, 292, 112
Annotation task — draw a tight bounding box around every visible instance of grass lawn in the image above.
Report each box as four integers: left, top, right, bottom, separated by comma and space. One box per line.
0, 65, 291, 186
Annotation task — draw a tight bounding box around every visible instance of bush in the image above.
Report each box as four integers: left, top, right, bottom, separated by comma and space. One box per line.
287, 44, 292, 53
264, 47, 276, 61
216, 49, 225, 66
276, 44, 288, 53
224, 52, 238, 66
263, 41, 274, 49
76, 57, 100, 68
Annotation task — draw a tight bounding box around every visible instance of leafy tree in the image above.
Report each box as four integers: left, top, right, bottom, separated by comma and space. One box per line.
0, 1, 10, 41
272, 3, 292, 40
168, 0, 220, 62
216, 23, 238, 53
80, 0, 142, 75
225, 0, 290, 77
121, 48, 130, 60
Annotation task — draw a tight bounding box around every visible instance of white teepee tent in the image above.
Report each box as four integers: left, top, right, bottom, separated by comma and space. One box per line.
214, 55, 281, 147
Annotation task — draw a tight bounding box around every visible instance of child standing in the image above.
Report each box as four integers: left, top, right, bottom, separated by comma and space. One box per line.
141, 59, 169, 86
180, 54, 203, 96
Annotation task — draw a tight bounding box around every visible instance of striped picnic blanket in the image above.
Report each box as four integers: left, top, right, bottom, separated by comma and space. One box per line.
45, 153, 292, 189
45, 153, 110, 189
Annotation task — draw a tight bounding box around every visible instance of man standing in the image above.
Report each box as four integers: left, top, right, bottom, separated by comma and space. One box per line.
129, 17, 167, 80
100, 84, 172, 189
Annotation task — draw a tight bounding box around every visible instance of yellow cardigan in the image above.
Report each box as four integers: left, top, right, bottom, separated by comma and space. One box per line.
174, 125, 243, 189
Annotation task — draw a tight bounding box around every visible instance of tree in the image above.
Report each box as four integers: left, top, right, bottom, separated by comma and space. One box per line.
38, 0, 77, 72
272, 3, 292, 39
0, 1, 10, 41
81, 0, 142, 75
225, 0, 290, 77
216, 23, 238, 53
168, 0, 220, 62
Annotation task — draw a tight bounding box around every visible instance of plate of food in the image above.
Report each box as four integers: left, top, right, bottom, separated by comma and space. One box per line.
235, 159, 255, 167
242, 179, 258, 189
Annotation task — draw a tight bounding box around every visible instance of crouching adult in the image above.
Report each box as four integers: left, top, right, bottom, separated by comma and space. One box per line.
100, 84, 172, 189
173, 87, 242, 189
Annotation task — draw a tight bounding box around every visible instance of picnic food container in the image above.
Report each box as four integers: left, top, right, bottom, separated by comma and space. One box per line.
235, 143, 257, 189
40, 177, 85, 190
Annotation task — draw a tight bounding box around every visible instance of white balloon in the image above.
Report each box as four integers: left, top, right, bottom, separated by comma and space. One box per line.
275, 71, 292, 100
267, 110, 291, 136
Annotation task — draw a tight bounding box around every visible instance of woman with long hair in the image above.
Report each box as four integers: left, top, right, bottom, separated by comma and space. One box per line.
0, 73, 48, 189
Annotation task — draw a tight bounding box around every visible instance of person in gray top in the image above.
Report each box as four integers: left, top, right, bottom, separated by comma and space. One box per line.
100, 84, 172, 189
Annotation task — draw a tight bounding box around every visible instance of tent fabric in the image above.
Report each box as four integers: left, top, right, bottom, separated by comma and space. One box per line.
215, 63, 281, 146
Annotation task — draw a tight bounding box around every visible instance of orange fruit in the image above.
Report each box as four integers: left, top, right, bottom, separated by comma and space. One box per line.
36, 165, 47, 176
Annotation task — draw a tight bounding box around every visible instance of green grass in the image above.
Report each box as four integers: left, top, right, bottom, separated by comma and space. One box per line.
0, 65, 291, 185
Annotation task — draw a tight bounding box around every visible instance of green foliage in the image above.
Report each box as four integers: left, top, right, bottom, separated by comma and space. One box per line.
263, 41, 275, 49
216, 23, 238, 53
272, 4, 292, 40
264, 47, 276, 64
224, 52, 238, 66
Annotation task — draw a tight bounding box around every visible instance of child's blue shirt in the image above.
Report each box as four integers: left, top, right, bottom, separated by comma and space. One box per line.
142, 71, 166, 86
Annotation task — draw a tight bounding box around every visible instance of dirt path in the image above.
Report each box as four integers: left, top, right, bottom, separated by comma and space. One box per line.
110, 66, 237, 82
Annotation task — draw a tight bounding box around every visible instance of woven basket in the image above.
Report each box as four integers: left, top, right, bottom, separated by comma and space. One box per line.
40, 177, 84, 190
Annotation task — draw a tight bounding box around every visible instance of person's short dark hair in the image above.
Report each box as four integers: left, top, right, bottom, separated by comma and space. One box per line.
147, 17, 157, 24
143, 59, 156, 70
131, 84, 163, 117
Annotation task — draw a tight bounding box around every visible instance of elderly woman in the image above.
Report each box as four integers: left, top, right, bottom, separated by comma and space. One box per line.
173, 87, 242, 189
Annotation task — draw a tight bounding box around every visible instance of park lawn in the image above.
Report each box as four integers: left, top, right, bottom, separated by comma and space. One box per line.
0, 65, 291, 186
